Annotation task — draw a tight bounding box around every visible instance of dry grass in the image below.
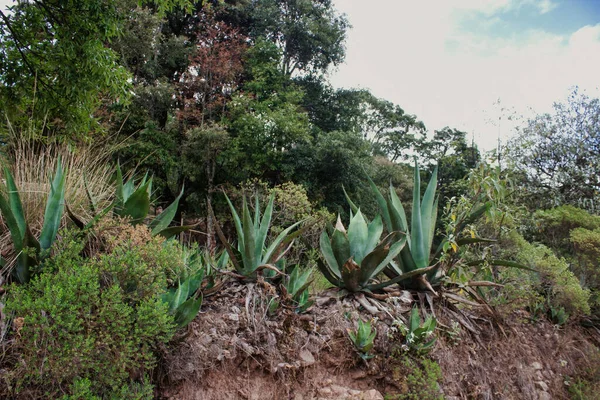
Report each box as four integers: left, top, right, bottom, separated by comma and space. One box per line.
1, 133, 116, 232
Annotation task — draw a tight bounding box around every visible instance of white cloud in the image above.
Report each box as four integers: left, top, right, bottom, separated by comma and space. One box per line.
330, 0, 600, 151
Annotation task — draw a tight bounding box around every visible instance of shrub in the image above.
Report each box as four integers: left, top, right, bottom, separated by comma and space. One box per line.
5, 227, 178, 397
496, 231, 590, 318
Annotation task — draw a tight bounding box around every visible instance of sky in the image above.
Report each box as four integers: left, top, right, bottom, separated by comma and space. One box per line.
329, 0, 600, 151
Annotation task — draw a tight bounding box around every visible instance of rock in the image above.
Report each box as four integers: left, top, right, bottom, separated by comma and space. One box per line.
535, 381, 549, 392
538, 391, 552, 400
531, 361, 543, 370
317, 385, 383, 400
299, 349, 315, 366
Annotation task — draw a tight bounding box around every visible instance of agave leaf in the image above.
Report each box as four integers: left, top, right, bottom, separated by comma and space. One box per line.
256, 195, 275, 266
186, 268, 205, 298
317, 258, 343, 288
122, 176, 136, 203
331, 228, 351, 269
342, 185, 359, 214
367, 174, 391, 231
224, 194, 244, 252
3, 166, 26, 239
359, 232, 406, 285
174, 295, 202, 328
368, 264, 437, 291
409, 307, 420, 333
40, 159, 66, 251
411, 162, 427, 269
0, 192, 24, 251
262, 219, 303, 265
388, 183, 408, 233
348, 210, 369, 265
421, 166, 438, 254
65, 203, 85, 229
150, 186, 184, 235
170, 279, 190, 313
365, 214, 384, 251
157, 225, 193, 239
241, 197, 257, 273
120, 182, 151, 224
319, 231, 341, 278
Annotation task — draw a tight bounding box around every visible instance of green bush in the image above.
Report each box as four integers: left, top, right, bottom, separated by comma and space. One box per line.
496, 231, 590, 318
534, 205, 600, 252
5, 228, 178, 397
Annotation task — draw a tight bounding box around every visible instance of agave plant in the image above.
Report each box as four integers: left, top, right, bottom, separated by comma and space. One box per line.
162, 266, 204, 329
282, 266, 314, 313
318, 210, 415, 292
368, 161, 441, 291
348, 319, 377, 360
70, 164, 188, 238
403, 306, 437, 354
0, 159, 66, 283
214, 193, 303, 279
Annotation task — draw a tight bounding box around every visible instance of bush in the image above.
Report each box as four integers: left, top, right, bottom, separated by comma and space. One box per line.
533, 205, 600, 252
5, 226, 180, 397
495, 231, 590, 318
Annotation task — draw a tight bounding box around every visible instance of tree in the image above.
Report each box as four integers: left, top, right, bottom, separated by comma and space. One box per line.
0, 0, 193, 138
241, 0, 348, 76
506, 89, 600, 210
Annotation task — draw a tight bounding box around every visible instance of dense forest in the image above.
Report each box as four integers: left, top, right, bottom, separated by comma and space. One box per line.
0, 1, 599, 399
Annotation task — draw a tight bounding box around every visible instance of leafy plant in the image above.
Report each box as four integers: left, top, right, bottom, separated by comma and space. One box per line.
400, 307, 437, 354
363, 161, 441, 292
318, 210, 422, 292
348, 319, 377, 360
214, 193, 302, 279
0, 158, 66, 283
5, 232, 175, 397
281, 266, 314, 313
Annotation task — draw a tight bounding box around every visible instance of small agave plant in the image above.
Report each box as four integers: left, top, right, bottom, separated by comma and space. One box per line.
318, 210, 408, 292
348, 319, 377, 360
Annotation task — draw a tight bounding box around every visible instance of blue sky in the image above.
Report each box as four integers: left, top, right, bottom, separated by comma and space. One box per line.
330, 0, 600, 150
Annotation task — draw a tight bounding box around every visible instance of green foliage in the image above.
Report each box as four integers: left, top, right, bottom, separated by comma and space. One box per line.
534, 205, 600, 251
109, 164, 187, 238
363, 161, 441, 290
318, 210, 407, 292
387, 356, 443, 400
499, 231, 591, 318
217, 193, 302, 279
281, 266, 314, 313
391, 307, 437, 354
5, 232, 177, 397
0, 158, 65, 283
348, 319, 377, 361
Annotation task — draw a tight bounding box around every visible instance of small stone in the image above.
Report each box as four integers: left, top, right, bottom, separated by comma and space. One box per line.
538, 391, 552, 400
299, 349, 315, 366
227, 313, 239, 322
361, 389, 384, 400
531, 362, 543, 370
535, 381, 549, 392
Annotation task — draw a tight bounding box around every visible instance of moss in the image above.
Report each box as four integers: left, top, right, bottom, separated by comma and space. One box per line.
386, 355, 443, 400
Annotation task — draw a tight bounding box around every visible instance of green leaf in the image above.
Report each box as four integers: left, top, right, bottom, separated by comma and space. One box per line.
348, 210, 369, 265
331, 228, 351, 269
365, 215, 384, 256
359, 232, 406, 285
3, 166, 26, 240
174, 295, 202, 328
319, 231, 341, 278
411, 161, 427, 269
150, 186, 184, 235
157, 225, 193, 239
467, 259, 536, 272
342, 185, 359, 214
241, 197, 257, 273
40, 158, 66, 251
120, 182, 151, 224
256, 194, 275, 266
421, 166, 438, 255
